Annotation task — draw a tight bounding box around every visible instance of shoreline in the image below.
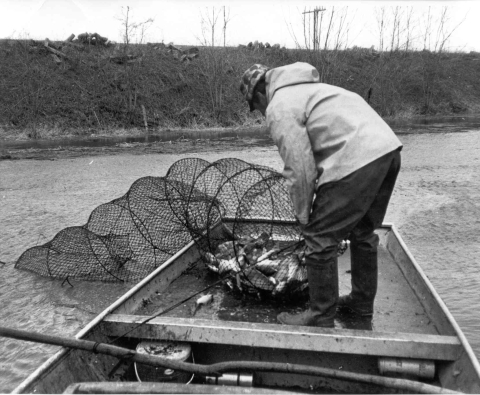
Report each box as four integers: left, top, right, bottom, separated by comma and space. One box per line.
2, 113, 480, 144
2, 116, 480, 161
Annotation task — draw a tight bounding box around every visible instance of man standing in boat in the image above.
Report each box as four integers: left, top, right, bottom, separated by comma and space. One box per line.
240, 62, 402, 328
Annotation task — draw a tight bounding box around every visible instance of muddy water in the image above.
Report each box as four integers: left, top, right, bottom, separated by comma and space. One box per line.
0, 127, 479, 392
0, 127, 271, 151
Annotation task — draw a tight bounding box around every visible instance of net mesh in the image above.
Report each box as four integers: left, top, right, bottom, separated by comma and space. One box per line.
15, 158, 347, 297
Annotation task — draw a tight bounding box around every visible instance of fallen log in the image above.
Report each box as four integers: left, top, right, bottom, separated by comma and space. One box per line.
77, 32, 110, 46
91, 32, 108, 45
51, 54, 62, 65
43, 41, 68, 59
65, 34, 75, 43
44, 38, 61, 51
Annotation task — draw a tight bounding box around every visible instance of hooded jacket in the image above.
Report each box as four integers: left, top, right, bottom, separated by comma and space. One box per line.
265, 62, 402, 224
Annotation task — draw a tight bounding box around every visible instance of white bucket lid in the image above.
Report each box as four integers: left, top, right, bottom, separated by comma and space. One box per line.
136, 341, 192, 362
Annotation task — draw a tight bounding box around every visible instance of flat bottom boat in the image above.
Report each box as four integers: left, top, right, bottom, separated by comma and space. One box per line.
11, 224, 480, 394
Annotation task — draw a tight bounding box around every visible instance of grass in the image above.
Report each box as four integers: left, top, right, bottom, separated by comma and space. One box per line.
1, 40, 480, 140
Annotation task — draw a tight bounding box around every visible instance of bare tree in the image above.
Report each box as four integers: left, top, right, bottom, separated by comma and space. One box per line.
115, 6, 154, 125
200, 7, 221, 47
118, 6, 154, 46
318, 8, 324, 50
122, 6, 131, 46
284, 11, 302, 49
222, 6, 232, 47
324, 7, 335, 50
376, 7, 386, 52
404, 6, 415, 51
434, 6, 466, 52
333, 7, 350, 50
423, 6, 433, 50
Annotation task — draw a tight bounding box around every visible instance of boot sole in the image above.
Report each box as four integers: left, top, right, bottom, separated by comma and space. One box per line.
277, 313, 334, 328
337, 305, 373, 317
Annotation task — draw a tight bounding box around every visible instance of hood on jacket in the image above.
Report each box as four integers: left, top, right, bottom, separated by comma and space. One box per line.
266, 62, 320, 102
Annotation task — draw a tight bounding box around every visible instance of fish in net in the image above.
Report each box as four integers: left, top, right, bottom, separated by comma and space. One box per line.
15, 158, 348, 296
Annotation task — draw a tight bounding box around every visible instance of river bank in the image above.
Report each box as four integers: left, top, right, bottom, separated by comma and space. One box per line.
2, 114, 480, 161
3, 43, 480, 134
0, 128, 479, 392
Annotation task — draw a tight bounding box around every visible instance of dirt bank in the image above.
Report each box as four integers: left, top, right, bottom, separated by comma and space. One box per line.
2, 42, 480, 134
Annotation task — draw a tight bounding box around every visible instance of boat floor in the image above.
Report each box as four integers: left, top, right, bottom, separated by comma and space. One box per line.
135, 245, 439, 335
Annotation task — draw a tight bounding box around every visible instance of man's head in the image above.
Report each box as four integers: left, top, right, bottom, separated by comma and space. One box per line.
240, 64, 269, 115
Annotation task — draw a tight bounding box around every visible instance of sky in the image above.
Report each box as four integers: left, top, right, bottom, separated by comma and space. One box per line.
1, 0, 480, 52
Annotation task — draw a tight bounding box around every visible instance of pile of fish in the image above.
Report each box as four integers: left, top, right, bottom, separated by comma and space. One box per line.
203, 233, 308, 296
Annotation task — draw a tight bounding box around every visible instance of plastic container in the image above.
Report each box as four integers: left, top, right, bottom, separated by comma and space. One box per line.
378, 357, 435, 379
205, 373, 253, 387
135, 341, 193, 383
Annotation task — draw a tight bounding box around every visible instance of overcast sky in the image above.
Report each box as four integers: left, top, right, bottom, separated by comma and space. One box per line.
1, 0, 479, 52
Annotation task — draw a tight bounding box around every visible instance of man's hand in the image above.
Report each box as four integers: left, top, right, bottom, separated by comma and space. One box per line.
297, 219, 308, 233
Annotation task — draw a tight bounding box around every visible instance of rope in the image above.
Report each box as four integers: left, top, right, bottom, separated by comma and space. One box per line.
92, 342, 101, 354
107, 276, 230, 345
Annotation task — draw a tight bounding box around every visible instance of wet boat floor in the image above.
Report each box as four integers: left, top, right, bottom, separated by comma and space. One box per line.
136, 245, 439, 335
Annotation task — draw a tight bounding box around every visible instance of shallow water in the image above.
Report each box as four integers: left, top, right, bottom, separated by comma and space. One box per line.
2, 114, 480, 151
0, 126, 479, 392
0, 128, 271, 151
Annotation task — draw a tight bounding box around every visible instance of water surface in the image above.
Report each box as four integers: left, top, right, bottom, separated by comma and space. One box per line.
0, 121, 479, 392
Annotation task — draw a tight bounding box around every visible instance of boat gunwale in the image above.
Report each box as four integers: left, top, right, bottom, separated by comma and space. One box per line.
12, 223, 480, 393
12, 239, 198, 394
384, 222, 480, 378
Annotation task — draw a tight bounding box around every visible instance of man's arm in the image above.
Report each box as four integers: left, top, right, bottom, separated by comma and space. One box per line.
267, 102, 317, 225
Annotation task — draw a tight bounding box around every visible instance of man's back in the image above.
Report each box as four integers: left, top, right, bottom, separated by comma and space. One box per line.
266, 62, 402, 186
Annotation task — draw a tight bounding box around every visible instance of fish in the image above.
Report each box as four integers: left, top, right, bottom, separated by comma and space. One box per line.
192, 294, 214, 316
244, 247, 265, 264
293, 265, 307, 283
242, 267, 275, 291
257, 248, 279, 262
206, 264, 219, 273
215, 241, 236, 259
218, 258, 241, 275
240, 232, 270, 255
255, 232, 271, 247
272, 280, 288, 295
254, 258, 280, 276
237, 253, 247, 268
204, 252, 218, 266
286, 256, 300, 279
270, 255, 307, 295
196, 294, 213, 306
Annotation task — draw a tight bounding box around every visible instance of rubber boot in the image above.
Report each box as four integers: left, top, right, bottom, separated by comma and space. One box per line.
338, 243, 377, 316
277, 259, 338, 327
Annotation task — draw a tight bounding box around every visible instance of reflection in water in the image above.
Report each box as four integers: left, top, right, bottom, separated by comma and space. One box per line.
387, 114, 480, 132
1, 128, 271, 150
2, 115, 480, 151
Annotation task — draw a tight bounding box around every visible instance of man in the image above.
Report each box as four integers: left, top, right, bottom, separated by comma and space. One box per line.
240, 62, 402, 328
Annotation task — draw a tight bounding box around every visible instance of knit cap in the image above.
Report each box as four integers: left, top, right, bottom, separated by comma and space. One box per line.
239, 64, 270, 111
